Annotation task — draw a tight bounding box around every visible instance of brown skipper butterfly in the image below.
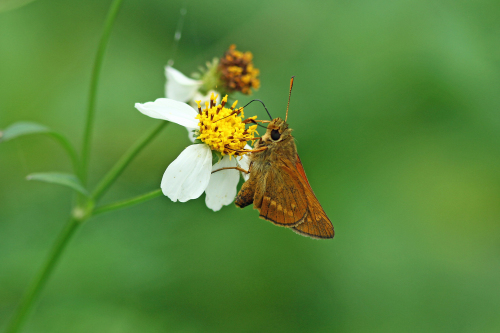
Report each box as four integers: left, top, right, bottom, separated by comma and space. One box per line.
214, 77, 334, 239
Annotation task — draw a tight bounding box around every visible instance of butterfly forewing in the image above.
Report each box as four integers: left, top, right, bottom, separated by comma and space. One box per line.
291, 155, 334, 239
254, 160, 308, 226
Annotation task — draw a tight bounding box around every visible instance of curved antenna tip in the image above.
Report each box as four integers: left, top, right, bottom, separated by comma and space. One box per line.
286, 77, 295, 122
242, 99, 273, 121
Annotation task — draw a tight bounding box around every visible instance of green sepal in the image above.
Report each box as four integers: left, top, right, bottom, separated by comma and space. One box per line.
211, 150, 223, 165
193, 139, 203, 144
26, 172, 89, 196
194, 58, 224, 96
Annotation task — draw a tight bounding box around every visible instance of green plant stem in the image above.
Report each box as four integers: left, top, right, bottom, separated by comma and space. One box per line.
4, 120, 167, 333
4, 117, 168, 333
91, 121, 168, 202
81, 0, 125, 185
93, 189, 162, 215
5, 2, 128, 331
4, 217, 83, 333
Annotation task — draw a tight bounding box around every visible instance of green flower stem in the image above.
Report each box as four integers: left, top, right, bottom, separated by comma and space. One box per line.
5, 2, 128, 331
4, 216, 83, 333
81, 0, 125, 185
91, 121, 168, 202
93, 189, 162, 216
4, 119, 167, 333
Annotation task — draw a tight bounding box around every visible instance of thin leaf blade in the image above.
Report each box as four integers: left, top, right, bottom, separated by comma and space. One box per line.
26, 172, 88, 195
0, 122, 50, 142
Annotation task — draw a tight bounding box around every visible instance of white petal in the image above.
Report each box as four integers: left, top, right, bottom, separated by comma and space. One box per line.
186, 127, 197, 143
205, 156, 240, 211
135, 98, 198, 128
161, 144, 212, 202
165, 66, 202, 103
238, 144, 252, 181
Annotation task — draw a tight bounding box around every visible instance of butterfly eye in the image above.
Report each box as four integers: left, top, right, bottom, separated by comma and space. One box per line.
271, 129, 281, 141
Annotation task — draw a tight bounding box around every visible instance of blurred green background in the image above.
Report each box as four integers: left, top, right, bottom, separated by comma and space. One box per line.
1, 0, 500, 332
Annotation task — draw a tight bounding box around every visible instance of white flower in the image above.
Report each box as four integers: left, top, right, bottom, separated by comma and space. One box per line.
135, 97, 253, 211
165, 66, 221, 142
165, 66, 202, 103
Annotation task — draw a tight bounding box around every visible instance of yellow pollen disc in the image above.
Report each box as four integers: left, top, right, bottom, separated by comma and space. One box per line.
218, 44, 260, 95
196, 95, 258, 157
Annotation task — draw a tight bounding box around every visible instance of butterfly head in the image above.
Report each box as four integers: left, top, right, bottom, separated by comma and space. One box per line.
259, 117, 292, 146
253, 77, 295, 149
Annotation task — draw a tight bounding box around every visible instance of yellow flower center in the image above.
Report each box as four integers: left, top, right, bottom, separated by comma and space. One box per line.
218, 44, 260, 95
195, 93, 258, 157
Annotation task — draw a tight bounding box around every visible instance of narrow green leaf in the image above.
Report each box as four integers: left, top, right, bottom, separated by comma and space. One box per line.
26, 172, 89, 195
0, 122, 50, 142
1, 122, 80, 173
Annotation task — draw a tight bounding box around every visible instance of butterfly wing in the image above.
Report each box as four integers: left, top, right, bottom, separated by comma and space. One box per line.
253, 154, 334, 240
292, 202, 335, 239
291, 155, 335, 239
253, 160, 309, 226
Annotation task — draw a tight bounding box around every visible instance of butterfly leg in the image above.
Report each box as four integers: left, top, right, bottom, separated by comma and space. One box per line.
211, 166, 249, 174
224, 146, 268, 154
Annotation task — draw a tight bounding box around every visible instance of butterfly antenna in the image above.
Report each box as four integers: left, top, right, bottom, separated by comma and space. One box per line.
243, 99, 273, 120
285, 76, 295, 122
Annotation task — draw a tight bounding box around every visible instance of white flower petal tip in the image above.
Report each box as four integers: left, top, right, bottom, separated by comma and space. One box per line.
135, 98, 198, 128
161, 144, 212, 202
205, 156, 239, 211
165, 66, 202, 103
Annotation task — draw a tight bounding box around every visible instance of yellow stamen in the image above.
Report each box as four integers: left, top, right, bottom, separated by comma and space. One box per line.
196, 95, 258, 157
195, 100, 202, 114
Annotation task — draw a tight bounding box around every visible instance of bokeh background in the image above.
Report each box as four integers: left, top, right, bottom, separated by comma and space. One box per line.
1, 0, 500, 332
